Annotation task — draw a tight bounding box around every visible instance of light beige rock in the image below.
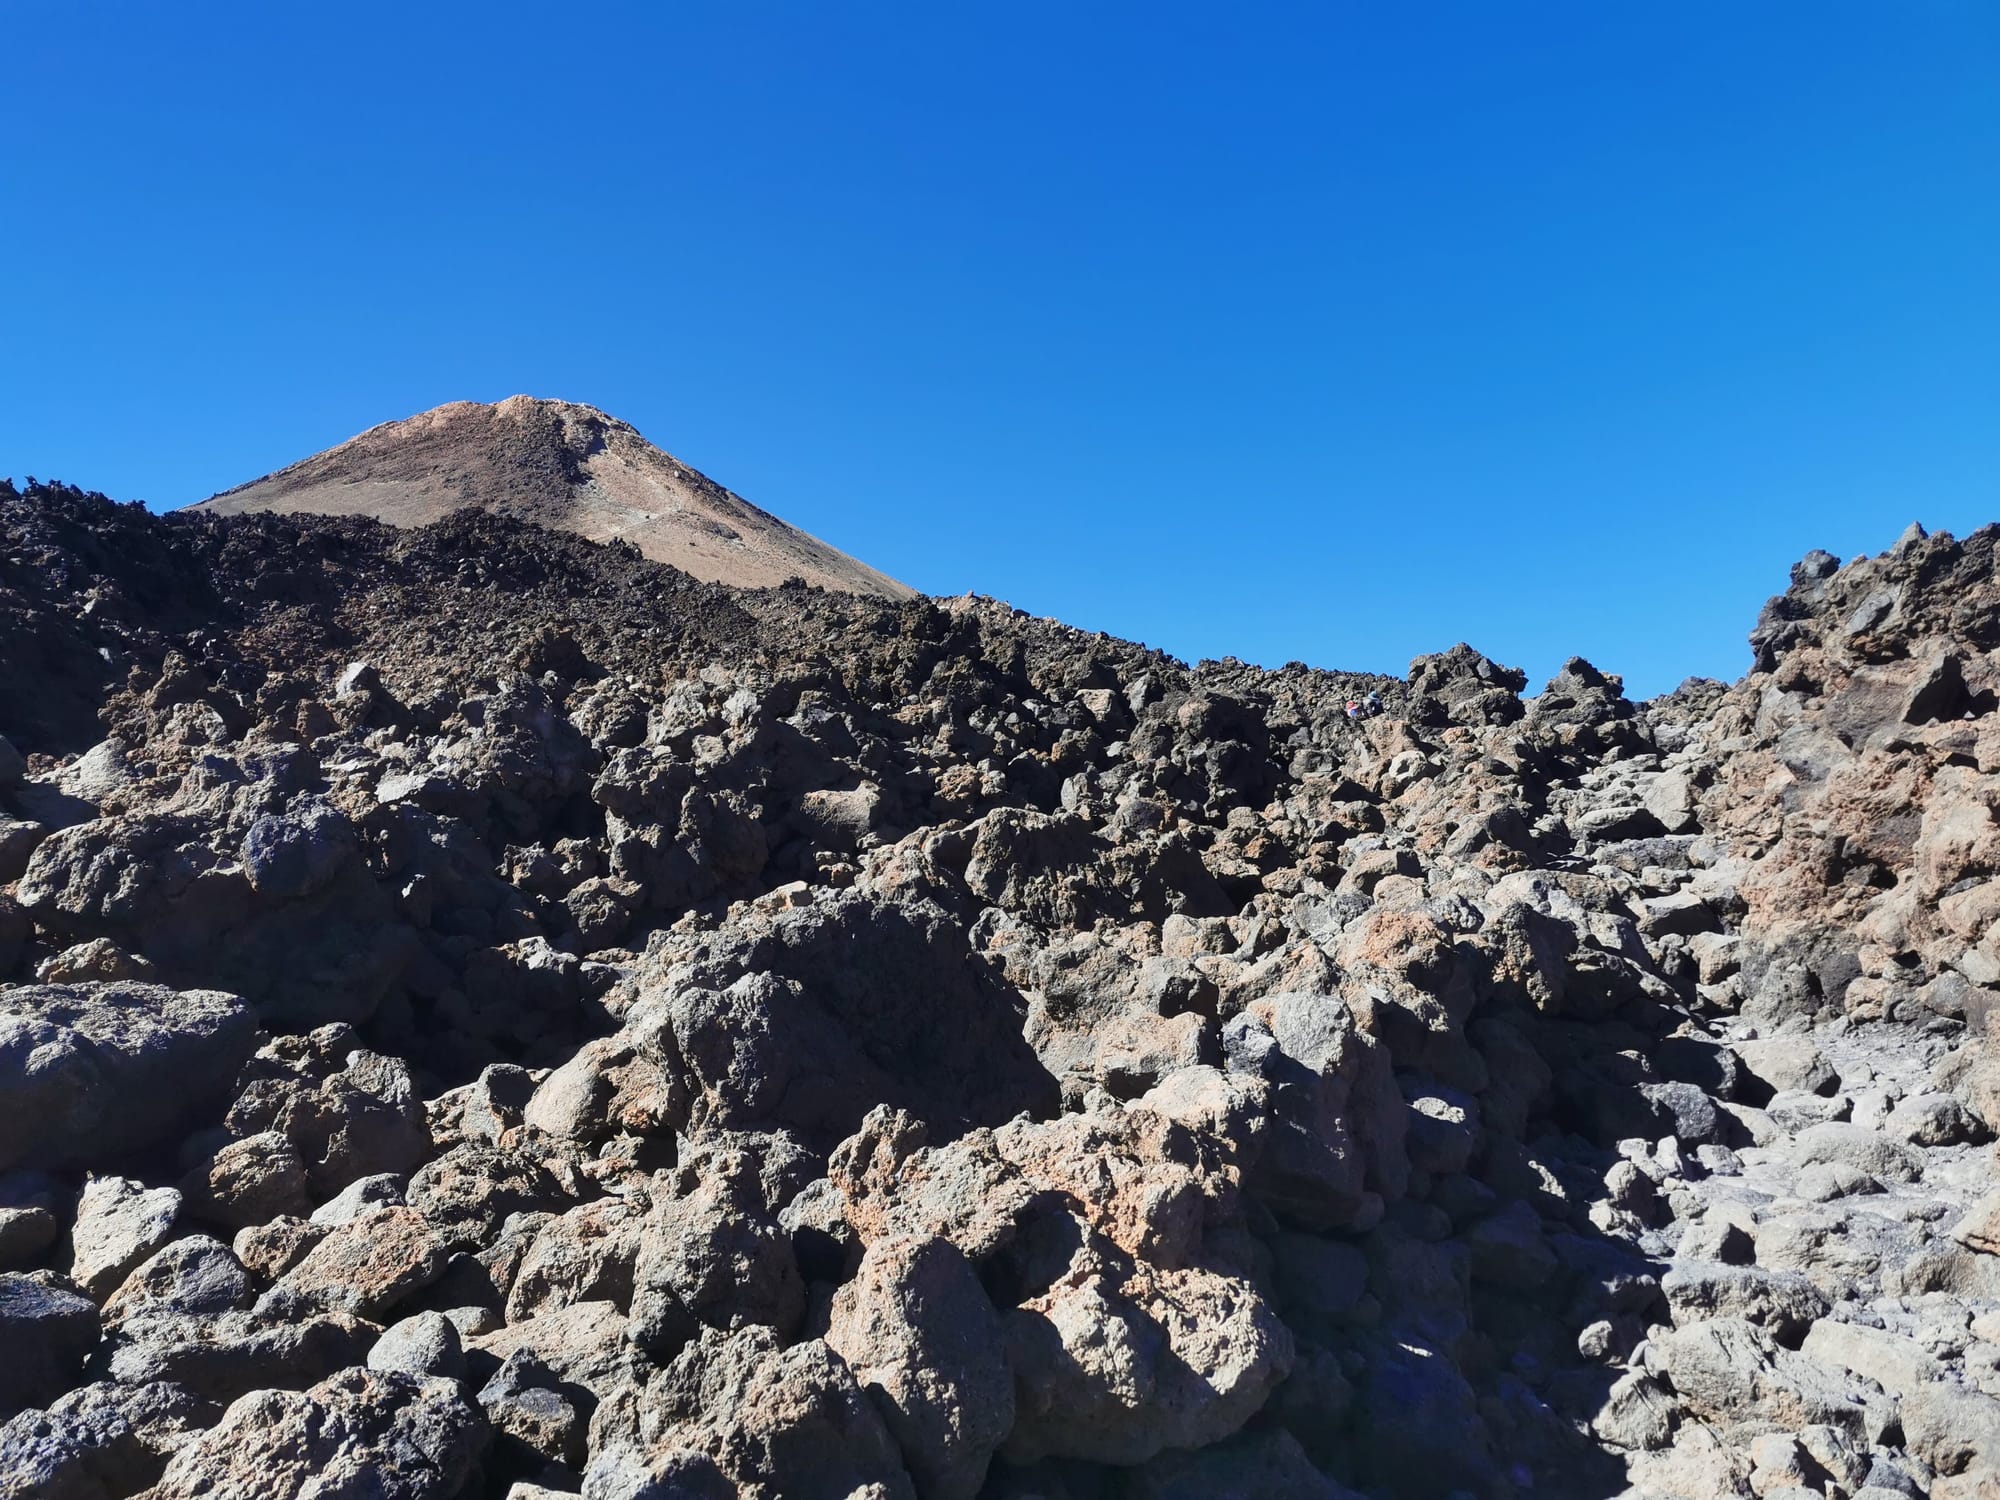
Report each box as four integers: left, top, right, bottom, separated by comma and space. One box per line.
1957, 1191, 2000, 1255
70, 1175, 181, 1299
826, 1235, 1012, 1500
1801, 1320, 1943, 1399
254, 1205, 444, 1320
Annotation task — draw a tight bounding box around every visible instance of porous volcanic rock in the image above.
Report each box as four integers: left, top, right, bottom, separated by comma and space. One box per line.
9, 478, 2000, 1496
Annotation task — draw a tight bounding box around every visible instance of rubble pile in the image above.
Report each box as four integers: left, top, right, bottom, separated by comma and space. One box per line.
7, 479, 2000, 1499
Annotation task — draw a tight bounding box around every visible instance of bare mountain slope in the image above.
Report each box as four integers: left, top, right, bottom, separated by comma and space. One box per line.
189, 396, 914, 598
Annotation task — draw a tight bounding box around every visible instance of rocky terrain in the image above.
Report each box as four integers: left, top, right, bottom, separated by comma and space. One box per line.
191, 398, 913, 599
7, 476, 2000, 1500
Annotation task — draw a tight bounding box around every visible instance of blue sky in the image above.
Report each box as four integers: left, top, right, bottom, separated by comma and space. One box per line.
3, 2, 1995, 698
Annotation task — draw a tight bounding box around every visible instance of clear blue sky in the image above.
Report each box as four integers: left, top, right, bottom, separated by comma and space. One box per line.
4, 3, 1995, 698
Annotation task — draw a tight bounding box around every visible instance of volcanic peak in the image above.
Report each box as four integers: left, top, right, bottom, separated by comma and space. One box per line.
192, 396, 913, 600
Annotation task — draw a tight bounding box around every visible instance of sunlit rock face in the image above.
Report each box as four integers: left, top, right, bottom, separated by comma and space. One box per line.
7, 477, 2000, 1497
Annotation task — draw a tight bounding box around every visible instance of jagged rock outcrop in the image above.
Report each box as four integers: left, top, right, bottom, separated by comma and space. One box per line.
6, 478, 2000, 1496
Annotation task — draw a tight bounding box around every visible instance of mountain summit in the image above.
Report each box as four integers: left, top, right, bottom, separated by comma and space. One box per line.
190, 396, 914, 599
